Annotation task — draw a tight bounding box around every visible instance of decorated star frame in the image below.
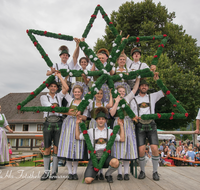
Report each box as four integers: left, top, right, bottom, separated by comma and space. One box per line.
17, 5, 188, 171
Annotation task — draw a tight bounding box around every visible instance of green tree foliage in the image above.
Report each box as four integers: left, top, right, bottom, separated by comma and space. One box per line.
94, 0, 200, 130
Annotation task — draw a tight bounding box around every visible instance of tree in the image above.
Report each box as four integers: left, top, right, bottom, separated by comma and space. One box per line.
94, 0, 200, 130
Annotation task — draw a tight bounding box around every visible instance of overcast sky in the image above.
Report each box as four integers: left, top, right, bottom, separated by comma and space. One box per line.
0, 0, 200, 99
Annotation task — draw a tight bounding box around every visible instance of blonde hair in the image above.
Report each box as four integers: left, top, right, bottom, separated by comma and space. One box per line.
72, 85, 83, 93
117, 53, 127, 61
116, 85, 126, 91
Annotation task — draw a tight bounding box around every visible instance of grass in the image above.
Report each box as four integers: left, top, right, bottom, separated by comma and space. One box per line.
18, 157, 43, 167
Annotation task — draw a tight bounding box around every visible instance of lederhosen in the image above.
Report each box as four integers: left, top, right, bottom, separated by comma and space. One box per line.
134, 94, 159, 147
43, 96, 63, 148
84, 128, 114, 179
127, 62, 142, 90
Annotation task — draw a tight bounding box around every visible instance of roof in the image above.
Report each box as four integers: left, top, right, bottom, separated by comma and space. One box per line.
0, 92, 47, 124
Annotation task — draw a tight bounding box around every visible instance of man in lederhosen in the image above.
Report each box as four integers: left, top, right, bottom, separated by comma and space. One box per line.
75, 107, 125, 184
40, 72, 70, 180
130, 75, 164, 181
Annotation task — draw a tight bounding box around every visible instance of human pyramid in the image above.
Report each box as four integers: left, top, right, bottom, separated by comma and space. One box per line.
17, 5, 188, 184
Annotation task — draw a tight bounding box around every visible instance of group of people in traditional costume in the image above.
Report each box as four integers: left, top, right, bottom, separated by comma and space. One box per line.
39, 36, 163, 184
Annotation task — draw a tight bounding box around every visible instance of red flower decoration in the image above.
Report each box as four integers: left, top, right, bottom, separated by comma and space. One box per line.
42, 55, 44, 58
51, 105, 55, 109
26, 30, 29, 33
91, 24, 93, 27
94, 150, 96, 154
171, 112, 175, 115
185, 113, 189, 117
170, 116, 173, 120
158, 45, 161, 47
161, 44, 164, 48
43, 81, 46, 84
91, 15, 96, 18
34, 42, 37, 46
163, 34, 167, 37
109, 22, 113, 25
88, 150, 91, 154
107, 150, 111, 154
102, 15, 104, 18
104, 148, 106, 152
177, 100, 179, 103
157, 113, 161, 118
17, 105, 21, 110
136, 37, 140, 42
173, 104, 177, 107
46, 83, 49, 87
166, 91, 170, 95
58, 33, 61, 35
94, 168, 99, 172
30, 92, 34, 95
44, 31, 47, 35
36, 110, 40, 113
154, 55, 158, 58
152, 37, 155, 40
110, 132, 113, 136
97, 4, 100, 6
83, 130, 87, 135
52, 111, 55, 113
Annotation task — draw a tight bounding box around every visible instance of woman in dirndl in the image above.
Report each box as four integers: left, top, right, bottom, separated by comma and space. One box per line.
112, 54, 131, 95
57, 85, 88, 180
70, 57, 91, 99
0, 105, 13, 166
109, 78, 140, 181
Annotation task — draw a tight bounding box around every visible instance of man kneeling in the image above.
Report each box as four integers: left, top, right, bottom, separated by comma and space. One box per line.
75, 107, 125, 184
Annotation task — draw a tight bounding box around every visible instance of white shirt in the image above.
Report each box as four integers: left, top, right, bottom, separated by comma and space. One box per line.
112, 66, 127, 73
40, 91, 65, 118
79, 127, 120, 151
0, 114, 9, 127
196, 109, 200, 119
73, 64, 91, 80
126, 57, 149, 71
65, 93, 88, 117
130, 90, 164, 116
92, 62, 108, 71
48, 59, 75, 82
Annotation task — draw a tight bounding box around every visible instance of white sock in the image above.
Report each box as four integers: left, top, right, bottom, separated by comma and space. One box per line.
123, 161, 129, 174
73, 161, 78, 174
66, 161, 72, 174
118, 162, 122, 174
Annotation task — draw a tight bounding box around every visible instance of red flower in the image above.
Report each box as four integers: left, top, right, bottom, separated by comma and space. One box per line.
185, 113, 189, 117
44, 31, 47, 35
154, 55, 158, 58
163, 34, 167, 37
158, 45, 161, 47
30, 92, 34, 95
52, 111, 55, 113
17, 105, 21, 110
157, 113, 161, 118
83, 130, 87, 134
34, 42, 37, 46
110, 132, 113, 136
97, 4, 100, 6
51, 105, 55, 109
166, 91, 170, 95
107, 150, 111, 154
152, 37, 155, 40
26, 30, 29, 33
104, 148, 106, 152
91, 15, 96, 18
173, 104, 177, 107
42, 55, 44, 58
91, 24, 93, 27
136, 37, 140, 42
161, 44, 164, 48
36, 110, 40, 113
94, 150, 96, 154
46, 83, 49, 87
109, 22, 113, 25
88, 150, 91, 154
171, 112, 175, 115
170, 116, 173, 120
94, 168, 99, 172
177, 100, 179, 103
58, 33, 61, 35
43, 81, 46, 84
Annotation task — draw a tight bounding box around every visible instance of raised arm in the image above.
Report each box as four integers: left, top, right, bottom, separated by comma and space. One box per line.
55, 72, 69, 94
132, 77, 140, 95
106, 89, 114, 109
109, 95, 122, 117
72, 38, 80, 67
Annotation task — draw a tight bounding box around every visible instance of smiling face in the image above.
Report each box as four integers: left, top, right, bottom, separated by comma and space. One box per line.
98, 54, 105, 64
117, 87, 126, 98
60, 53, 69, 63
139, 84, 149, 94
96, 117, 107, 128
95, 90, 103, 101
48, 84, 58, 95
73, 87, 83, 99
117, 56, 126, 67
80, 58, 88, 70
132, 52, 141, 62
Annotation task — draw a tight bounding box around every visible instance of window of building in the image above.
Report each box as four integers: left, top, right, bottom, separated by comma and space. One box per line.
10, 124, 15, 131
37, 124, 43, 131
23, 125, 29, 131
19, 139, 30, 147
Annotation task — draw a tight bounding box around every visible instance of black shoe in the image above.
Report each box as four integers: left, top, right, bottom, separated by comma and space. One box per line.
73, 174, 78, 180
99, 173, 104, 180
117, 174, 123, 181
153, 171, 160, 181
138, 171, 146, 179
40, 172, 49, 181
68, 174, 73, 180
95, 174, 98, 180
50, 172, 57, 180
105, 175, 113, 183
124, 174, 129, 180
